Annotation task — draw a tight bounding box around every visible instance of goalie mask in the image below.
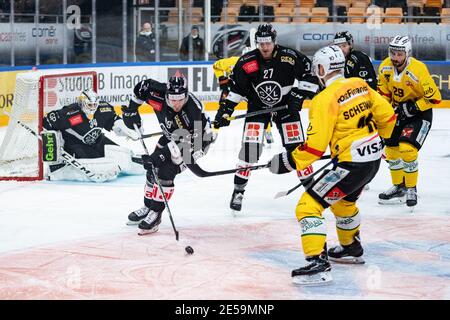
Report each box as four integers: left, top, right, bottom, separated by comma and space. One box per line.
166, 71, 188, 112
78, 89, 99, 115
312, 45, 346, 86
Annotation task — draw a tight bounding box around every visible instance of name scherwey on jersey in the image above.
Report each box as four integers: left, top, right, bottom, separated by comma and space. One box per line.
291, 77, 397, 169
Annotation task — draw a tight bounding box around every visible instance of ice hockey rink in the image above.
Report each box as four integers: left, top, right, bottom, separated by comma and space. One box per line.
0, 109, 449, 300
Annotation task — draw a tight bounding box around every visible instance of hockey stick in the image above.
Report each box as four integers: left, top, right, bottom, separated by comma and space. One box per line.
273, 158, 334, 199
186, 162, 269, 178
186, 154, 331, 178
134, 124, 180, 241
125, 131, 163, 141
274, 135, 368, 199
11, 117, 108, 182
226, 105, 288, 121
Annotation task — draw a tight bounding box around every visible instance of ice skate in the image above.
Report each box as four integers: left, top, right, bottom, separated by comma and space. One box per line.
328, 232, 365, 264
127, 206, 150, 225
230, 189, 244, 212
137, 210, 162, 235
291, 253, 332, 286
378, 184, 406, 205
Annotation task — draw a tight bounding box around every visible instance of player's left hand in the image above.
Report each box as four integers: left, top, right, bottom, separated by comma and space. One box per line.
287, 88, 305, 113
142, 149, 169, 170
397, 100, 419, 120
269, 152, 296, 174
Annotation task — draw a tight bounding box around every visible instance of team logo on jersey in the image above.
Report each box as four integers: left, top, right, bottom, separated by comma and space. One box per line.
82, 127, 102, 145
255, 81, 282, 106
281, 56, 295, 65
347, 60, 355, 68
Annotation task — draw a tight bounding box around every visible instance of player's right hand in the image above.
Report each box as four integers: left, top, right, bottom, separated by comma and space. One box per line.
121, 105, 142, 130
213, 106, 233, 129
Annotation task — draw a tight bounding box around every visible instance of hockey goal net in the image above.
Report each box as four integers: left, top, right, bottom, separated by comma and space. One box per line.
0, 70, 97, 181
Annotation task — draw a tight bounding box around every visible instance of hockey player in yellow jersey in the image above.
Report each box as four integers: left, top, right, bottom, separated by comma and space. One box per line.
377, 36, 441, 207
269, 45, 396, 285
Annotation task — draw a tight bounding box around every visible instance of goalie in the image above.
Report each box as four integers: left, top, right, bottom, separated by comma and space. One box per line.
42, 89, 144, 182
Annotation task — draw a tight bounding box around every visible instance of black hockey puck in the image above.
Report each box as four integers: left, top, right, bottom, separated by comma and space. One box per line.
185, 246, 194, 255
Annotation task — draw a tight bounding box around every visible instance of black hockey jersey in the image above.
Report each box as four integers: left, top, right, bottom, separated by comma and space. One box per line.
43, 102, 119, 147
128, 79, 212, 153
225, 45, 319, 110
345, 49, 377, 90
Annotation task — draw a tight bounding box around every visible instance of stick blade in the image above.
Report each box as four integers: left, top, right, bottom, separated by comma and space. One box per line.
274, 190, 289, 199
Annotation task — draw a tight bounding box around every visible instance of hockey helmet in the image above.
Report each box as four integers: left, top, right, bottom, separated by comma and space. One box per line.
166, 71, 188, 109
255, 23, 277, 44
333, 31, 354, 46
312, 45, 346, 85
78, 89, 99, 115
389, 35, 412, 59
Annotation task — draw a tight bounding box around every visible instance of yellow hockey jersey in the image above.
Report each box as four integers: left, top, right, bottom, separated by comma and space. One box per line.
291, 76, 396, 170
377, 57, 441, 111
212, 56, 240, 78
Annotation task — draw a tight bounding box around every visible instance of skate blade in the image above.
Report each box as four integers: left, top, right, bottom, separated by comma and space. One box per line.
378, 197, 405, 205
137, 226, 159, 236
126, 220, 141, 226
292, 271, 333, 286
329, 256, 365, 264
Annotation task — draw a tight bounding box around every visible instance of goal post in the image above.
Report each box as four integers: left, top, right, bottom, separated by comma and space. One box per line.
0, 70, 97, 181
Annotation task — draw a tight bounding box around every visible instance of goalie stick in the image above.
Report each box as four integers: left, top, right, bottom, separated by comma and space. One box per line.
11, 117, 109, 182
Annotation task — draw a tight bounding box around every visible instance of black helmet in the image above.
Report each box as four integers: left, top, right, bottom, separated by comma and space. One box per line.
333, 31, 353, 46
166, 71, 188, 107
255, 23, 277, 44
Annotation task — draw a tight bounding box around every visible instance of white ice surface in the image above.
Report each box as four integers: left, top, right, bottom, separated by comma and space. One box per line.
0, 109, 449, 299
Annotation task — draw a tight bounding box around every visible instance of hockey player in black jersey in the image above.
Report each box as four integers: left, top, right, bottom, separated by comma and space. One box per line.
121, 71, 215, 234
333, 31, 377, 90
43, 89, 143, 182
213, 23, 319, 212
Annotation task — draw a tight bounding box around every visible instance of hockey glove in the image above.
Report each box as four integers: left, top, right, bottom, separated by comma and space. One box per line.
121, 105, 142, 130
397, 100, 420, 121
287, 88, 306, 113
269, 152, 296, 174
296, 164, 315, 189
218, 76, 230, 92
213, 105, 234, 129
142, 148, 170, 170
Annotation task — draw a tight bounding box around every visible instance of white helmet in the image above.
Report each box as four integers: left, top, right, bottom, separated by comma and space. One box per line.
389, 35, 412, 59
78, 89, 99, 115
312, 45, 346, 82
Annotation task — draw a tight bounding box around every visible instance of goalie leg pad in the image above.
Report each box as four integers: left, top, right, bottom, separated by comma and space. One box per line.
42, 130, 64, 163
47, 157, 120, 182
